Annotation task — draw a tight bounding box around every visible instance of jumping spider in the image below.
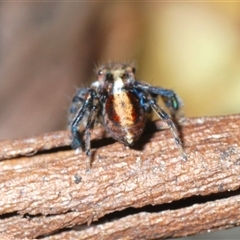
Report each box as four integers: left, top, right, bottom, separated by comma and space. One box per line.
68, 63, 187, 169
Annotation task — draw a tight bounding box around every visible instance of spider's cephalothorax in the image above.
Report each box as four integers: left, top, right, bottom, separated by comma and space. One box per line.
69, 63, 186, 169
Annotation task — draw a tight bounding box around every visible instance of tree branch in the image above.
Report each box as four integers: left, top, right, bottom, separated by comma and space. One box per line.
1, 115, 240, 239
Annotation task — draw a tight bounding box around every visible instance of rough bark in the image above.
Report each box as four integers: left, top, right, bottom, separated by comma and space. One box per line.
0, 115, 240, 239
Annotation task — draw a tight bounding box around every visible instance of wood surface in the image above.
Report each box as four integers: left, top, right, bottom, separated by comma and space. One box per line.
0, 115, 240, 239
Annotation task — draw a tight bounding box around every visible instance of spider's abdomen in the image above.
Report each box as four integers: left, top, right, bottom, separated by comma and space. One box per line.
103, 91, 145, 146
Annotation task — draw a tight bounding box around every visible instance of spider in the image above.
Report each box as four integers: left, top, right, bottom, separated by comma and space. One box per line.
68, 62, 187, 169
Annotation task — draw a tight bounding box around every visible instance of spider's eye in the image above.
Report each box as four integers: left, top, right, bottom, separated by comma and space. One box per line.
132, 67, 136, 74
122, 73, 129, 79
98, 70, 103, 76
106, 72, 113, 81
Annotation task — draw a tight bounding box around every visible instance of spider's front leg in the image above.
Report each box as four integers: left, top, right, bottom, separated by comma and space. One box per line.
135, 81, 183, 117
150, 99, 187, 160
68, 88, 89, 127
134, 83, 187, 160
70, 88, 96, 150
70, 88, 100, 170
84, 100, 99, 170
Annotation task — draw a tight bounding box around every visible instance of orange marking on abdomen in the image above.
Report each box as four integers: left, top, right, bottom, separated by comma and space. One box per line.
113, 92, 136, 126
105, 92, 141, 127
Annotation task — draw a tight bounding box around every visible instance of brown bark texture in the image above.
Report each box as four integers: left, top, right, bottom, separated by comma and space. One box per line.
0, 114, 240, 239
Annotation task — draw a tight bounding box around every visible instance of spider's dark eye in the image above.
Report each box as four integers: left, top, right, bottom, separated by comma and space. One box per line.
132, 67, 136, 74
106, 72, 113, 81
122, 73, 129, 79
